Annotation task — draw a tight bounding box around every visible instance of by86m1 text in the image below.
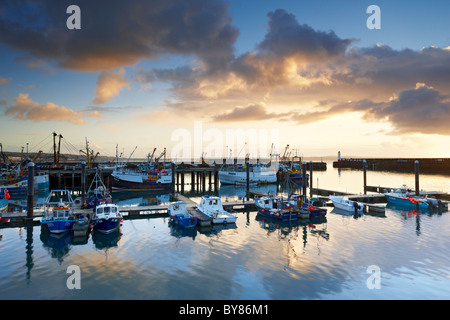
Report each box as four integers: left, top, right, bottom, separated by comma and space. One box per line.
179, 304, 269, 317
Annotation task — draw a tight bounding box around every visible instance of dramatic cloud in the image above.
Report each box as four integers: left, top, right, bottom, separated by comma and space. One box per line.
338, 45, 450, 93
92, 69, 129, 105
0, 0, 239, 72
213, 103, 274, 122
257, 9, 354, 59
138, 8, 355, 101
0, 76, 8, 85
3, 2, 450, 137
5, 93, 85, 125
138, 9, 450, 137
291, 83, 450, 135
380, 83, 450, 135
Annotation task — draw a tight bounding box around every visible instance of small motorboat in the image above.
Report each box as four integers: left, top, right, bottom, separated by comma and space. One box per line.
41, 190, 76, 234
197, 195, 237, 224
92, 203, 122, 233
384, 185, 447, 210
255, 195, 299, 221
168, 201, 197, 228
329, 195, 364, 214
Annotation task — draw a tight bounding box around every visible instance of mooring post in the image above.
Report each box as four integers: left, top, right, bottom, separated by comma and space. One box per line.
363, 160, 367, 194
302, 161, 307, 196
171, 162, 175, 193
214, 169, 219, 190
81, 161, 86, 202
27, 162, 35, 220
415, 160, 420, 196
309, 161, 313, 198
246, 161, 250, 200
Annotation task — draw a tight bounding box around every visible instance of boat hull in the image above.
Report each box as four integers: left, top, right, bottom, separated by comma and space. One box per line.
385, 195, 430, 210
0, 199, 7, 213
329, 196, 364, 214
211, 215, 237, 224
111, 175, 172, 191
41, 220, 75, 234
169, 215, 197, 228
256, 207, 299, 221
93, 218, 121, 233
219, 170, 277, 185
308, 207, 327, 217
288, 173, 310, 184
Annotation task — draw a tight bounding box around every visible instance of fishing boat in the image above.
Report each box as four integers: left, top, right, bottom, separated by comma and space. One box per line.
329, 195, 364, 214
0, 189, 9, 213
0, 179, 31, 197
111, 146, 173, 191
219, 162, 278, 185
255, 195, 299, 221
286, 163, 309, 185
288, 194, 327, 218
41, 190, 76, 234
92, 203, 122, 233
197, 195, 237, 224
384, 185, 446, 210
168, 201, 197, 228
85, 169, 112, 208
111, 167, 172, 191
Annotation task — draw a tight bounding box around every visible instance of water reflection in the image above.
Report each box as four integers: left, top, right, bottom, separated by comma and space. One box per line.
92, 229, 122, 250
255, 213, 328, 243
40, 229, 72, 263
25, 223, 34, 283
2, 164, 449, 299
112, 190, 170, 207
330, 207, 364, 219
168, 223, 198, 239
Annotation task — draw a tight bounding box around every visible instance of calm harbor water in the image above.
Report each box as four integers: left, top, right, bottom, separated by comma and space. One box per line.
0, 162, 449, 300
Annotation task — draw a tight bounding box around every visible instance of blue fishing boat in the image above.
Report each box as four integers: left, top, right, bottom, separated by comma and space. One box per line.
92, 203, 122, 233
41, 190, 76, 234
168, 201, 197, 228
255, 195, 299, 221
0, 189, 9, 214
85, 169, 112, 208
384, 185, 446, 210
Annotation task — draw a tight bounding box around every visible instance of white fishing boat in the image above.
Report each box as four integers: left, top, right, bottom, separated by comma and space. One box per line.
197, 195, 237, 224
329, 195, 364, 214
219, 162, 277, 185
92, 203, 122, 233
111, 167, 172, 191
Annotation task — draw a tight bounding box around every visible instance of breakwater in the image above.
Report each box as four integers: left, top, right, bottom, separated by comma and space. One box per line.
333, 158, 450, 175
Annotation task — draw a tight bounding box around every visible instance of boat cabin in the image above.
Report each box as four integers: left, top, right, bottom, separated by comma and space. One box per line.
95, 204, 120, 219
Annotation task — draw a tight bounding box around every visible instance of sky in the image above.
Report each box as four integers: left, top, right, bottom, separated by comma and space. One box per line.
1, 0, 450, 161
